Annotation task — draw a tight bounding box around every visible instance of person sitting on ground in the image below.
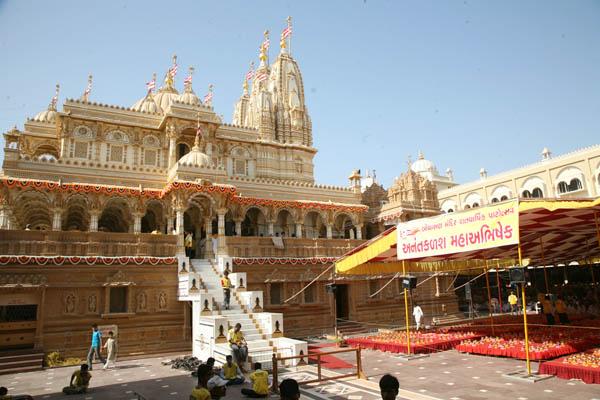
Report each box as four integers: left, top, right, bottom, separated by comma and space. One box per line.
228, 323, 248, 369
190, 364, 213, 400
205, 357, 227, 398
219, 355, 245, 386
279, 378, 300, 400
62, 364, 91, 395
241, 362, 269, 398
379, 374, 399, 400
0, 386, 33, 400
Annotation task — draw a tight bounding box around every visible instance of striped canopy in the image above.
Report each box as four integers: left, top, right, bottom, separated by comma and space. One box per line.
335, 198, 600, 275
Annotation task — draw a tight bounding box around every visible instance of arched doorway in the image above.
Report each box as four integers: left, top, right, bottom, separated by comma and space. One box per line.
303, 211, 326, 239
274, 209, 294, 237
13, 191, 51, 230
141, 200, 164, 233
62, 194, 89, 231
98, 198, 131, 232
333, 213, 355, 239
241, 207, 266, 237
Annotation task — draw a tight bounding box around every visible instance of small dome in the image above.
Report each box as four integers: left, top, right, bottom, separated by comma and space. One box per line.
178, 143, 212, 169
33, 108, 58, 123
154, 86, 179, 111
411, 152, 438, 175
176, 86, 200, 106
131, 93, 162, 114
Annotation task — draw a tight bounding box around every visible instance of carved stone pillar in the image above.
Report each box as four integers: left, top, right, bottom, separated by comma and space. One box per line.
268, 221, 274, 236
168, 136, 177, 168
133, 213, 142, 234
295, 223, 302, 238
175, 208, 185, 235
0, 207, 9, 229
326, 224, 333, 239
89, 210, 100, 232
356, 224, 363, 240
167, 215, 174, 234
51, 208, 63, 231
435, 274, 440, 297
217, 209, 226, 236
204, 217, 213, 257
235, 220, 242, 237
349, 228, 355, 240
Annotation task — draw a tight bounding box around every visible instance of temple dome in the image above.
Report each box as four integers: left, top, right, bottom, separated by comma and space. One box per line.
154, 85, 179, 111
131, 93, 162, 114
176, 86, 200, 106
178, 141, 212, 168
33, 108, 58, 123
411, 151, 438, 175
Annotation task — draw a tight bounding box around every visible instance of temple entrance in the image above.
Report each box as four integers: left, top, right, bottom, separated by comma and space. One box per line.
0, 304, 37, 350
335, 285, 349, 320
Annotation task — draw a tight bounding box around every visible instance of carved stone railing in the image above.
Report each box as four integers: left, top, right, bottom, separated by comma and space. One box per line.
0, 230, 178, 257
224, 236, 365, 258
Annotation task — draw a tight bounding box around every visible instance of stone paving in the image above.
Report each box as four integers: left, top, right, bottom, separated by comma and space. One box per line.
1, 350, 599, 400
334, 348, 600, 400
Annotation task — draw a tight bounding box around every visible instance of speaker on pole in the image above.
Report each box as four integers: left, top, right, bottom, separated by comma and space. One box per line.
401, 276, 417, 290
509, 267, 526, 284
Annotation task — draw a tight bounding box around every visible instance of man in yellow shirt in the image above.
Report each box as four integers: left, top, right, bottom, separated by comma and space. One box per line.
228, 323, 248, 368
555, 295, 569, 324
190, 364, 214, 400
221, 271, 232, 310
241, 362, 269, 398
219, 355, 244, 385
62, 364, 91, 395
508, 291, 518, 315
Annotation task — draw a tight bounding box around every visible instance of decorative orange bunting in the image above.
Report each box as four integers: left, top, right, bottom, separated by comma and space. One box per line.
0, 255, 177, 266
233, 257, 336, 265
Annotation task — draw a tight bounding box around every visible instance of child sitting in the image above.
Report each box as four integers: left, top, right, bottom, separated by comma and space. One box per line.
190, 364, 212, 400
241, 362, 269, 398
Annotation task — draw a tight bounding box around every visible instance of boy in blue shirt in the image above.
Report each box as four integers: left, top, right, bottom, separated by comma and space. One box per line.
86, 323, 105, 370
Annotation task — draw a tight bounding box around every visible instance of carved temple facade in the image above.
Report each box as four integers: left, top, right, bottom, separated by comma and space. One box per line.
0, 27, 454, 357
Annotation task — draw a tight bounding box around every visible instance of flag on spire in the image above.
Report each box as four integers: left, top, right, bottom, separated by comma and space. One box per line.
203, 84, 214, 105
146, 73, 156, 93
50, 84, 60, 110
254, 71, 267, 82
281, 25, 292, 39
262, 30, 270, 51
246, 61, 255, 81
184, 66, 194, 85
169, 54, 178, 78
83, 74, 93, 99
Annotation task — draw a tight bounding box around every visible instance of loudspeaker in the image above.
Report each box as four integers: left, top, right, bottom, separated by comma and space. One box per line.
401, 276, 417, 289
325, 283, 338, 293
509, 267, 526, 284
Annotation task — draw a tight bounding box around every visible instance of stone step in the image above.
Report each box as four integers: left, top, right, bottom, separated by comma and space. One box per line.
0, 349, 44, 375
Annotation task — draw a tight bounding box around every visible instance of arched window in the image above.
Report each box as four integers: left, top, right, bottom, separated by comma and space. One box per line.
491, 198, 499, 203
500, 195, 508, 201
532, 188, 543, 198
522, 190, 532, 198
558, 181, 569, 194
568, 178, 582, 192
447, 209, 454, 213
464, 204, 471, 209
472, 203, 479, 208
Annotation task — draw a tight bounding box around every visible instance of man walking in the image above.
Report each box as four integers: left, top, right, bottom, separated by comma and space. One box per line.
86, 323, 105, 370
412, 304, 424, 330
221, 271, 232, 310
508, 291, 518, 315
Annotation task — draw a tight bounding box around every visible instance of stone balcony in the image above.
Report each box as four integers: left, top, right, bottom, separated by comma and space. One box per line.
224, 236, 365, 258
0, 230, 178, 257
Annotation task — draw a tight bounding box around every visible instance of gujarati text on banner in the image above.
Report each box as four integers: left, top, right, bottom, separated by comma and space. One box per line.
397, 200, 519, 260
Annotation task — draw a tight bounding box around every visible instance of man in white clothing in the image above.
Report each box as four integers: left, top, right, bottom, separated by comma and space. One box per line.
413, 304, 424, 330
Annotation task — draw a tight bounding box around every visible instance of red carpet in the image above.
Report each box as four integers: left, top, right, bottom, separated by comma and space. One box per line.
308, 343, 354, 369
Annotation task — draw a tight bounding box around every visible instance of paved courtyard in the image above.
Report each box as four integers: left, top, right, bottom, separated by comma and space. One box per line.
1, 350, 599, 400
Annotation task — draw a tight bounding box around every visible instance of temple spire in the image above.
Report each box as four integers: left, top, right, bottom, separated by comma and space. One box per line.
49, 84, 60, 111
146, 73, 157, 94
80, 74, 93, 102
280, 16, 292, 54
260, 30, 270, 67
203, 84, 214, 106
165, 54, 177, 87
184, 66, 195, 92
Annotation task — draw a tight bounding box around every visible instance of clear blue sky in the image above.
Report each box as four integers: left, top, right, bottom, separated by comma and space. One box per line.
1, 0, 599, 188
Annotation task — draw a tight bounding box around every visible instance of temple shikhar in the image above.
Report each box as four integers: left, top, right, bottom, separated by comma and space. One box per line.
0, 21, 470, 359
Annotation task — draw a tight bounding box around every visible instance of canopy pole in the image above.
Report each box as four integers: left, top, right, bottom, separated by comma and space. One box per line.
518, 243, 532, 376
540, 237, 549, 293
484, 260, 495, 336
595, 211, 600, 247
402, 260, 411, 354
496, 261, 503, 312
